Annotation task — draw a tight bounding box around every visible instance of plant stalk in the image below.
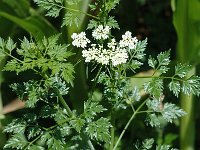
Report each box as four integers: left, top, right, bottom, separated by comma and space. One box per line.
113, 99, 147, 150
180, 67, 195, 150
54, 88, 73, 117
109, 110, 115, 150
172, 0, 200, 149
87, 139, 95, 150
55, 88, 95, 150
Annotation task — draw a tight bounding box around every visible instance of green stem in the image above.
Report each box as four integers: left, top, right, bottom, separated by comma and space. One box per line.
54, 88, 73, 117
113, 99, 148, 150
109, 110, 115, 150
48, 2, 98, 19
87, 139, 95, 150
180, 67, 195, 150
48, 88, 95, 150
126, 75, 187, 82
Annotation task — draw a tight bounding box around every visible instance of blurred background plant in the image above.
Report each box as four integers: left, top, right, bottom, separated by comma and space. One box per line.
0, 0, 199, 149
172, 0, 200, 150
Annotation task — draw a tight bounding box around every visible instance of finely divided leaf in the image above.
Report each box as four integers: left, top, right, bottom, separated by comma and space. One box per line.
4, 133, 28, 149
162, 103, 186, 123
157, 50, 170, 67
34, 0, 63, 17
148, 56, 157, 69
182, 76, 200, 96
142, 138, 154, 149
134, 38, 147, 60
6, 37, 16, 53
3, 119, 26, 134
147, 113, 161, 127
86, 117, 111, 143
27, 126, 42, 140
69, 118, 85, 133
168, 80, 180, 97
62, 11, 80, 27
83, 101, 106, 122
106, 16, 119, 29
148, 50, 170, 74
144, 78, 163, 98
175, 63, 192, 78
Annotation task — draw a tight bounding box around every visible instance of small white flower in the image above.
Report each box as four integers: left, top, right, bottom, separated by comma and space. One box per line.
82, 44, 98, 62
96, 48, 110, 65
119, 31, 138, 49
71, 32, 90, 48
111, 47, 128, 66
72, 29, 133, 66
108, 38, 117, 49
92, 25, 110, 40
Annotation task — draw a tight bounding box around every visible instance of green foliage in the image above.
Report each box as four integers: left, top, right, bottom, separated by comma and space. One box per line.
142, 138, 154, 149
1, 0, 200, 149
4, 133, 28, 149
1, 34, 74, 84
86, 117, 111, 142
0, 4, 57, 39
146, 51, 200, 99
146, 99, 186, 127
69, 118, 85, 133
168, 80, 180, 97
83, 101, 107, 122
33, 0, 63, 17
144, 78, 163, 98
148, 50, 170, 74
169, 64, 200, 97
98, 73, 141, 109
175, 63, 192, 78
34, 0, 87, 28
127, 38, 147, 72
62, 11, 80, 27
3, 119, 26, 134
135, 138, 177, 150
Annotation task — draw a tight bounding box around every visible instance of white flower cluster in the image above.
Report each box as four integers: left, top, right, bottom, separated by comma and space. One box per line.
92, 25, 110, 40
71, 32, 90, 48
119, 31, 138, 49
71, 25, 138, 66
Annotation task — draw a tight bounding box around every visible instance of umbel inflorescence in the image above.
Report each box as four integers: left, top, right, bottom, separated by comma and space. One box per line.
71, 25, 138, 66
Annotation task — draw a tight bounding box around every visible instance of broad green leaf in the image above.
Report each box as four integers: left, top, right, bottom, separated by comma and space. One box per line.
0, 11, 57, 39
172, 0, 200, 63
3, 0, 30, 18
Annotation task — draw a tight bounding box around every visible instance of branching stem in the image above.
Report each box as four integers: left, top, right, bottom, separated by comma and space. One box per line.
54, 88, 95, 150
113, 99, 148, 150
47, 2, 99, 19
